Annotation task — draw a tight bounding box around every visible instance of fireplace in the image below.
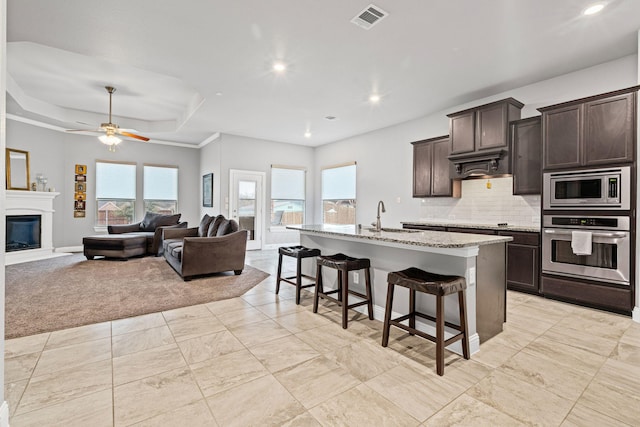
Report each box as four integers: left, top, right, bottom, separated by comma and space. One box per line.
5, 190, 61, 265
6, 215, 42, 252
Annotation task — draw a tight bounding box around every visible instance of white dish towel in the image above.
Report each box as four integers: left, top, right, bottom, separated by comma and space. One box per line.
571, 231, 593, 256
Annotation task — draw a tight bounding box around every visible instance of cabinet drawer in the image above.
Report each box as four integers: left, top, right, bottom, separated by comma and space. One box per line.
498, 231, 540, 246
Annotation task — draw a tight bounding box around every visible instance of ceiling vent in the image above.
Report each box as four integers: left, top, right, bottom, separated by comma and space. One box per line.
351, 4, 388, 30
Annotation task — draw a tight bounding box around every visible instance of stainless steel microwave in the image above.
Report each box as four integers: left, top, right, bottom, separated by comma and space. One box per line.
543, 166, 631, 210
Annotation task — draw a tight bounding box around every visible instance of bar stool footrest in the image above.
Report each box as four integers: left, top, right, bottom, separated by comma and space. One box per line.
388, 316, 466, 348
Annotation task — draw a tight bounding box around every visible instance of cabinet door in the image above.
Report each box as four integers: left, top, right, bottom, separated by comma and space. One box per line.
450, 112, 475, 154
584, 92, 635, 166
431, 138, 452, 196
512, 117, 541, 195
412, 141, 432, 197
477, 103, 508, 150
543, 104, 582, 170
506, 244, 539, 294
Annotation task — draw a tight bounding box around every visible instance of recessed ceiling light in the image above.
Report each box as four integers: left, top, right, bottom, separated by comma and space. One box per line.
583, 3, 605, 15
304, 131, 312, 138
273, 62, 287, 72
369, 94, 381, 103
215, 92, 223, 96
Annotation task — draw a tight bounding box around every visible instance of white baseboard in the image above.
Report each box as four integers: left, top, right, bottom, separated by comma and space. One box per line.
633, 306, 640, 323
0, 401, 9, 427
56, 246, 83, 253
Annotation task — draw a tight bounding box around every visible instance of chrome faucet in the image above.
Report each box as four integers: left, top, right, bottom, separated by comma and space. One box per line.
372, 200, 386, 231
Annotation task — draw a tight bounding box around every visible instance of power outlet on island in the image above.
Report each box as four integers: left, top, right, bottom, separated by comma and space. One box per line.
353, 272, 360, 284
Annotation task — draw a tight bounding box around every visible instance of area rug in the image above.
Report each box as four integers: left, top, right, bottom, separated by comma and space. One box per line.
5, 254, 269, 339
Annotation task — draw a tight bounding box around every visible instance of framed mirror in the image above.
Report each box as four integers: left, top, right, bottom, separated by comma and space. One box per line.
5, 148, 31, 191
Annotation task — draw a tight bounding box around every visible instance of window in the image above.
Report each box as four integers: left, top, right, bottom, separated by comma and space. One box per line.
143, 165, 178, 214
321, 163, 356, 225
271, 166, 305, 226
96, 161, 136, 226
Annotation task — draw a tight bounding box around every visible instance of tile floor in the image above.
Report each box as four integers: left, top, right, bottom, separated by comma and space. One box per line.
4, 249, 640, 426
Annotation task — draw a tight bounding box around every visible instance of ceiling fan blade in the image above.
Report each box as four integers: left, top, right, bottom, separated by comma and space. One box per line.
66, 128, 105, 133
118, 130, 150, 142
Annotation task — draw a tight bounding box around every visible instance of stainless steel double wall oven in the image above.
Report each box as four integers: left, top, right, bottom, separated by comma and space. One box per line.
541, 166, 635, 313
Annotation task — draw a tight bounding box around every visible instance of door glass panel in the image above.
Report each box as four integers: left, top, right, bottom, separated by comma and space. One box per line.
238, 180, 256, 241
551, 240, 617, 269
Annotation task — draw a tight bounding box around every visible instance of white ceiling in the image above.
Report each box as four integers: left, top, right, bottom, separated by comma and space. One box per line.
6, 0, 640, 147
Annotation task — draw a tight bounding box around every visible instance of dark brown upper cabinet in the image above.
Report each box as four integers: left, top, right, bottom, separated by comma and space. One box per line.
447, 98, 524, 178
539, 87, 638, 170
511, 116, 541, 195
412, 135, 460, 198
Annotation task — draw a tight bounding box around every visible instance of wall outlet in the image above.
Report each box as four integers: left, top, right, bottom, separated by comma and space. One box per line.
353, 272, 360, 284
396, 197, 401, 204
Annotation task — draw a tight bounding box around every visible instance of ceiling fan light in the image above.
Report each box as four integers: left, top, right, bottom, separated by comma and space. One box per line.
99, 134, 122, 146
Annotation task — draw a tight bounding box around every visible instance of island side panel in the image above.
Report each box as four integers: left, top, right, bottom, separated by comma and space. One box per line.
476, 242, 507, 342
299, 232, 483, 355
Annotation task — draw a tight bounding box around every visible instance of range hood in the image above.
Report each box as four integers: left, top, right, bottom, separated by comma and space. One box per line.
446, 97, 524, 180
448, 148, 509, 178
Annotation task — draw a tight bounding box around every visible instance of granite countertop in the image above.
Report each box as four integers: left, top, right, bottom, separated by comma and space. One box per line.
401, 220, 541, 233
287, 224, 512, 249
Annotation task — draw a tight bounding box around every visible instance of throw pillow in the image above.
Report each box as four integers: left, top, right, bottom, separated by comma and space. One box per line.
198, 214, 213, 237
216, 219, 232, 236
206, 215, 226, 237
140, 212, 181, 231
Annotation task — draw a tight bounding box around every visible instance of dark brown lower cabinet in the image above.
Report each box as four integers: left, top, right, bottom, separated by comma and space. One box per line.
541, 275, 632, 314
499, 232, 540, 294
447, 227, 496, 235
401, 224, 447, 232
403, 225, 541, 295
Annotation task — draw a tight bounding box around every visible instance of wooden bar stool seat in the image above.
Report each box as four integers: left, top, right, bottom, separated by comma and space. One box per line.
382, 267, 470, 376
313, 253, 374, 329
276, 246, 321, 304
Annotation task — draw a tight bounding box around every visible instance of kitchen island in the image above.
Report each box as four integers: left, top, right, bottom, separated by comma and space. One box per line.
288, 224, 512, 354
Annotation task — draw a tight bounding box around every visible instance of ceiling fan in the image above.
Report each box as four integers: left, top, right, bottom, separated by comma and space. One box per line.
66, 86, 150, 151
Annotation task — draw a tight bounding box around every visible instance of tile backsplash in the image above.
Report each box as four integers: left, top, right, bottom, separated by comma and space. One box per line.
418, 176, 541, 226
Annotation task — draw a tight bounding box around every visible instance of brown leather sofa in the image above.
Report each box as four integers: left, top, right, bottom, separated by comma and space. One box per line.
108, 212, 187, 256
163, 214, 248, 281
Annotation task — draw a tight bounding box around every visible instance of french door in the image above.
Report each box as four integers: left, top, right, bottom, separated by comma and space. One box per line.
229, 170, 265, 250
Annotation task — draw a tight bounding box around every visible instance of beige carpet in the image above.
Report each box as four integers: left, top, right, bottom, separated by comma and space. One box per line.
5, 254, 269, 339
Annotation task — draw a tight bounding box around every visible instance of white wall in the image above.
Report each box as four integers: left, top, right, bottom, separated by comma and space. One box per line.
200, 133, 315, 246
313, 55, 639, 228
5, 120, 201, 247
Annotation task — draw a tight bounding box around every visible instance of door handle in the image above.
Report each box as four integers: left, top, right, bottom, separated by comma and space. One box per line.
543, 229, 627, 238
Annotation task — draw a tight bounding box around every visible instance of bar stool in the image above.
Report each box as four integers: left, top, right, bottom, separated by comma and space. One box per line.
313, 253, 374, 329
276, 246, 321, 304
382, 267, 470, 376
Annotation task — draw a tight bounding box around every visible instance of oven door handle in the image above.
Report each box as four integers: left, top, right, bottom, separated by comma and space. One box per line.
543, 229, 627, 238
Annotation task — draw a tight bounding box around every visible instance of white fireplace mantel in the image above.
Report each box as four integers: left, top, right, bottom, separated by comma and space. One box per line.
5, 190, 67, 265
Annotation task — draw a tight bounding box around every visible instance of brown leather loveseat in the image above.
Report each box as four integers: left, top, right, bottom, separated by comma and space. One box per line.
108, 212, 187, 256
162, 214, 248, 281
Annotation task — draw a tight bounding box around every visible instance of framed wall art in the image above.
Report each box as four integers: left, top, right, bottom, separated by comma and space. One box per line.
202, 173, 213, 207
74, 164, 87, 218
